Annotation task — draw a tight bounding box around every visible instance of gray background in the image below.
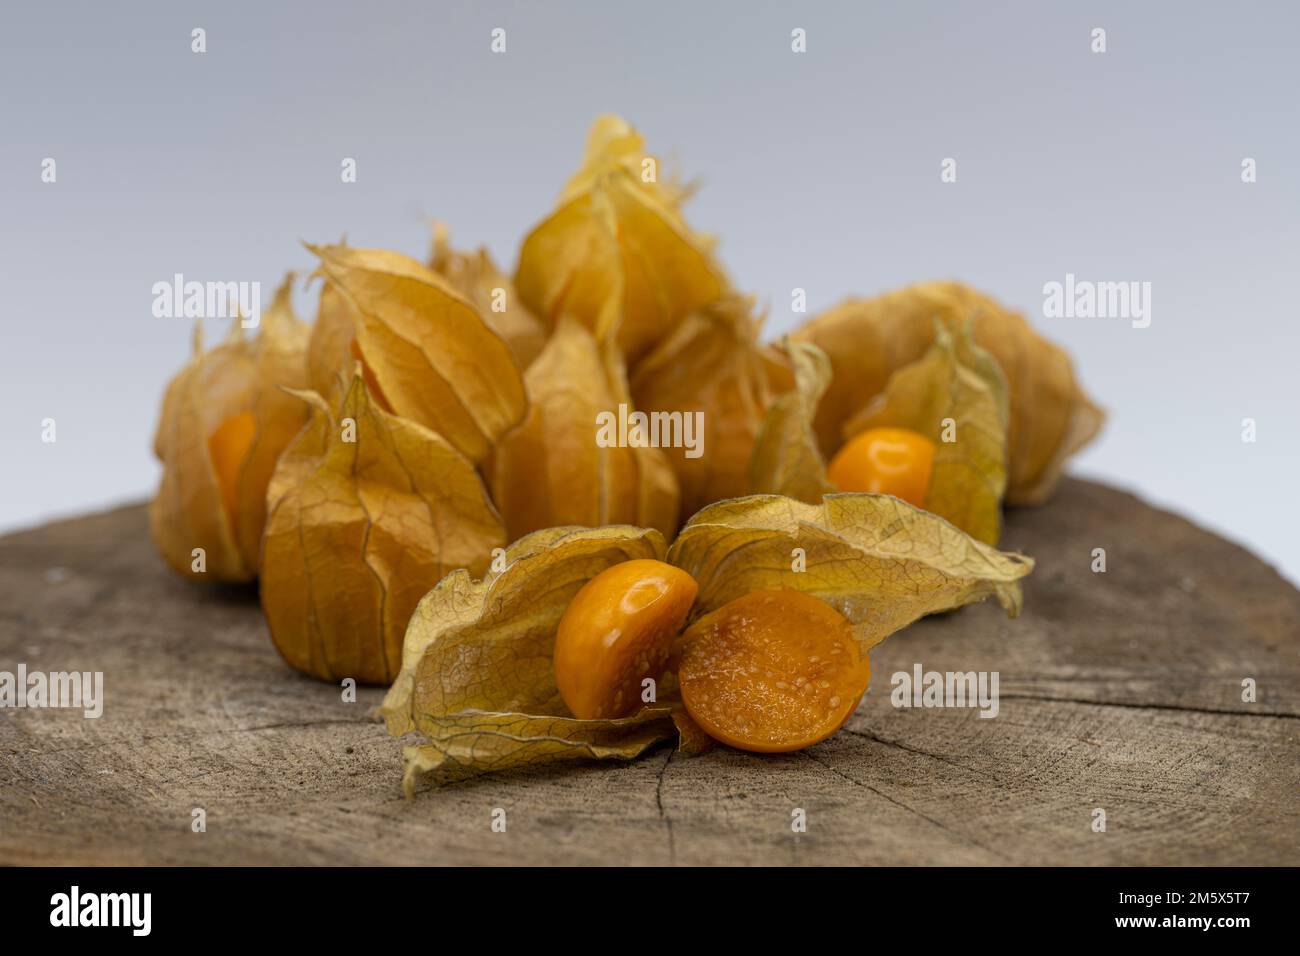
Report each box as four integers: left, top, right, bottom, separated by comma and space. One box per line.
2, 1, 1297, 581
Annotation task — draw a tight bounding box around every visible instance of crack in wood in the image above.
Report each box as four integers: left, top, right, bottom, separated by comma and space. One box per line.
997, 694, 1300, 721
654, 748, 677, 866
799, 750, 1015, 863
3, 482, 1297, 864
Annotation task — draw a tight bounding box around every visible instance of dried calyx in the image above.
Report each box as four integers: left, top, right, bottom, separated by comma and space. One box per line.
146, 116, 1106, 792
151, 275, 309, 581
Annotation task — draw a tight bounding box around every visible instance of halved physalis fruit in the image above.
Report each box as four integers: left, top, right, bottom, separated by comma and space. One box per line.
554, 559, 698, 719
678, 589, 871, 753
827, 426, 936, 508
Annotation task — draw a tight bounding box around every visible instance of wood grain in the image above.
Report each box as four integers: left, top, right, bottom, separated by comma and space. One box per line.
1, 479, 1296, 865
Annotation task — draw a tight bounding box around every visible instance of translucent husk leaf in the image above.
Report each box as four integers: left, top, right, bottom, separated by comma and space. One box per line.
305, 277, 356, 403
399, 708, 680, 792
793, 281, 1105, 505
759, 341, 799, 397
260, 373, 505, 685
384, 490, 1030, 788
427, 222, 547, 370
150, 273, 310, 581
670, 707, 716, 756
748, 338, 837, 503
844, 322, 1010, 545
305, 242, 527, 464
514, 115, 728, 364
629, 295, 778, 516
558, 114, 697, 210
665, 494, 1033, 655
489, 316, 680, 542
378, 524, 686, 793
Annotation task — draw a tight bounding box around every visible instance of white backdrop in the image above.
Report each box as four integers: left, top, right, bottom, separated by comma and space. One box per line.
3, 0, 1296, 582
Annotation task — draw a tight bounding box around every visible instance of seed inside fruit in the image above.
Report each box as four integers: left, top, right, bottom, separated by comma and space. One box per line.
678, 589, 871, 753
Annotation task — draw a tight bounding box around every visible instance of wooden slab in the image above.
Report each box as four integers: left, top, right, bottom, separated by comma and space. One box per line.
1, 479, 1297, 865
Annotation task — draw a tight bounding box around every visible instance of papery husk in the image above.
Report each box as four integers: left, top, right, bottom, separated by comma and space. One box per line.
304, 242, 527, 464
666, 494, 1033, 655
845, 323, 1010, 545
793, 281, 1105, 505
748, 338, 837, 503
260, 373, 504, 685
378, 524, 688, 793
629, 295, 778, 516
514, 115, 728, 364
427, 222, 547, 370
305, 277, 356, 403
383, 492, 1032, 789
759, 340, 799, 396
398, 708, 681, 791
150, 274, 310, 581
489, 316, 680, 542
558, 114, 697, 209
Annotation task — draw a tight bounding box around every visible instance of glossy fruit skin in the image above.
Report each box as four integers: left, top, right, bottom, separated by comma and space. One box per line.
678, 589, 871, 753
554, 559, 698, 720
827, 426, 936, 507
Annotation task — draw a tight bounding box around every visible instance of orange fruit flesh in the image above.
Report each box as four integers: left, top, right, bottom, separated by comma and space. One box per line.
827, 426, 936, 508
207, 411, 257, 526
678, 589, 871, 753
554, 559, 699, 720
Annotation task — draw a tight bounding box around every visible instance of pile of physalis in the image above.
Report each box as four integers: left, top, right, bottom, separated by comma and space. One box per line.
149, 115, 1103, 793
